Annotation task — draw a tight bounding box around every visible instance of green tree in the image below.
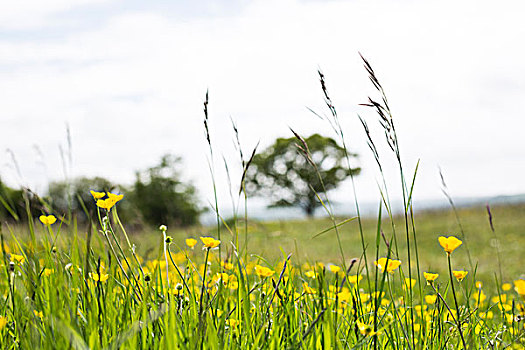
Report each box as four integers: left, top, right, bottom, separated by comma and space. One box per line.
131, 154, 202, 227
246, 133, 360, 217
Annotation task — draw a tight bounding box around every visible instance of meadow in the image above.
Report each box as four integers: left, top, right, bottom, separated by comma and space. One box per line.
141, 203, 525, 284
1, 196, 524, 349
0, 57, 524, 349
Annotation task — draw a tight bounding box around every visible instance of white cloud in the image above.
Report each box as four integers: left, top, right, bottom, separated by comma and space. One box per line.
0, 0, 113, 30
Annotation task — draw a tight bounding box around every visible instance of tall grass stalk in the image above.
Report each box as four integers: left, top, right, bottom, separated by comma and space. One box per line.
439, 167, 474, 271
203, 90, 222, 264
446, 254, 468, 348
486, 204, 503, 285
314, 70, 372, 292
359, 53, 422, 348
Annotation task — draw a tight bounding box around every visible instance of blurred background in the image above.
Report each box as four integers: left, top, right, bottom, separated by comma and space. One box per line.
1, 0, 524, 225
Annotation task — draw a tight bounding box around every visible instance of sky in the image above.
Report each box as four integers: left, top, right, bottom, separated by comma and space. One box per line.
1, 0, 525, 216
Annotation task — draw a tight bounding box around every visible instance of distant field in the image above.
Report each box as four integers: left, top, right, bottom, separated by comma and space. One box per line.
133, 202, 525, 284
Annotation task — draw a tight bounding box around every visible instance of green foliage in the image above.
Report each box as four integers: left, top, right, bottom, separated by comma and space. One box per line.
44, 156, 201, 227
131, 154, 202, 227
0, 177, 24, 221
0, 178, 43, 223
246, 134, 360, 216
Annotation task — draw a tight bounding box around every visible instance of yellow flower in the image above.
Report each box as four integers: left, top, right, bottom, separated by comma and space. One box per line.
404, 278, 416, 289
221, 261, 234, 270
185, 238, 198, 248
211, 272, 229, 286
255, 265, 275, 278
424, 294, 437, 304
360, 292, 370, 303
96, 192, 123, 210
474, 321, 484, 335
200, 236, 220, 249
90, 190, 105, 199
107, 192, 124, 202
302, 282, 316, 295
348, 275, 363, 284
480, 311, 493, 319
438, 236, 462, 254
89, 272, 109, 283
96, 198, 116, 210
169, 285, 183, 296
337, 288, 351, 302
375, 258, 401, 273
502, 283, 512, 291
452, 270, 468, 282
491, 294, 507, 303
329, 265, 341, 274
34, 310, 43, 321
424, 272, 439, 284
99, 273, 109, 283
43, 268, 54, 277
0, 316, 7, 330
39, 214, 57, 226
473, 290, 487, 304
10, 254, 25, 265
514, 279, 525, 296
305, 270, 316, 278
226, 319, 239, 328
356, 320, 377, 336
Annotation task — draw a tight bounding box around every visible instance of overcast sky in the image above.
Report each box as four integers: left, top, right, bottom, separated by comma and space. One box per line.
1, 0, 524, 214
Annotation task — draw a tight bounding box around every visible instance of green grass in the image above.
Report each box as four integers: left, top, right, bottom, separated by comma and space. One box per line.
134, 203, 525, 284
0, 201, 524, 349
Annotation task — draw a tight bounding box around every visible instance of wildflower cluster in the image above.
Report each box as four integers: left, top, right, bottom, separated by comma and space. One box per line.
91, 190, 124, 211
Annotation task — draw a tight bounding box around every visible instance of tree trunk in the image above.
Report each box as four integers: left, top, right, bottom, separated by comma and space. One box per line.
305, 205, 315, 218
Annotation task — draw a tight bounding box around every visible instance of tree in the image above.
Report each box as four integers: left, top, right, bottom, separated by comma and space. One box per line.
245, 133, 360, 217
131, 154, 202, 227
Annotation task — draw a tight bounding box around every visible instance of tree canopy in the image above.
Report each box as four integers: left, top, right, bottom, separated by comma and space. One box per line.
42, 154, 201, 227
131, 154, 202, 227
245, 133, 360, 216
